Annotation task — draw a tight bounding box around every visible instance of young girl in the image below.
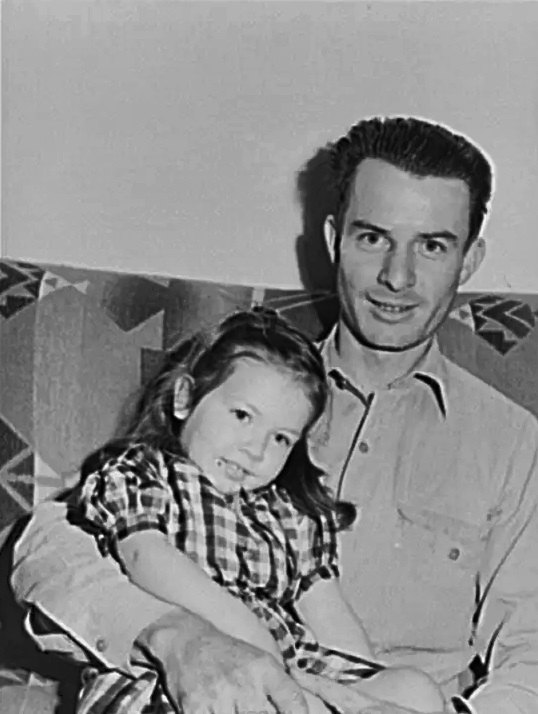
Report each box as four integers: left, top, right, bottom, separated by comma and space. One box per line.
71, 307, 444, 714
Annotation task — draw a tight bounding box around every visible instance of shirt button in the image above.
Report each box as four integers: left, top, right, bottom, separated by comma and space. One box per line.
358, 441, 369, 454
448, 547, 461, 561
95, 637, 108, 652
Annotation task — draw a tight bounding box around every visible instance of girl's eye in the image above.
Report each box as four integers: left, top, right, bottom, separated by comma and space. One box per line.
274, 433, 292, 448
232, 409, 251, 423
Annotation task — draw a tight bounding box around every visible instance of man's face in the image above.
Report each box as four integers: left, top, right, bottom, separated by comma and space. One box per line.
325, 158, 485, 351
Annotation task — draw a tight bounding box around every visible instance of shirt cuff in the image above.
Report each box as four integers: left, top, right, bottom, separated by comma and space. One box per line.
25, 587, 176, 673
79, 584, 177, 672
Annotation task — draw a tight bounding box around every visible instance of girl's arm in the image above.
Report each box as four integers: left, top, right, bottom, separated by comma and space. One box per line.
296, 576, 374, 659
117, 530, 282, 660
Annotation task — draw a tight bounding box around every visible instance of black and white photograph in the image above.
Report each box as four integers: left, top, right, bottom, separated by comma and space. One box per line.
1, 2, 538, 713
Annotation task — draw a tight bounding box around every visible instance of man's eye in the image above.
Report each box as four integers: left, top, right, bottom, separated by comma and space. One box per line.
357, 232, 386, 250
232, 409, 251, 423
421, 239, 449, 256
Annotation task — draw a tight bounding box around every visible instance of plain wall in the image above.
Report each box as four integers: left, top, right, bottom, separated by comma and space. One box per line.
3, 0, 538, 291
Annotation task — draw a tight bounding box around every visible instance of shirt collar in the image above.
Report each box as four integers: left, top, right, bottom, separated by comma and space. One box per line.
319, 326, 448, 418
172, 457, 274, 507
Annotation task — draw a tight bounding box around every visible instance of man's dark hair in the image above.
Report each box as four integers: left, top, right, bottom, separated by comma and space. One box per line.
329, 116, 494, 252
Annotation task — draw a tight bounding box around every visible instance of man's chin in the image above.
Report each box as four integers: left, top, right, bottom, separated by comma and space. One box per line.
366, 341, 420, 353
354, 327, 429, 353
340, 312, 433, 354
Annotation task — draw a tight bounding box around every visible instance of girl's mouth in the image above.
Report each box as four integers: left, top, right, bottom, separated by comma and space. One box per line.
216, 458, 251, 482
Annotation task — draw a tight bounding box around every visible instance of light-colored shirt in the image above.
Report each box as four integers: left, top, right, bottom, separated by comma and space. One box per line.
309, 332, 538, 713
11, 335, 538, 714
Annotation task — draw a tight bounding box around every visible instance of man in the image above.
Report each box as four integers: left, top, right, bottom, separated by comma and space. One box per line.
11, 116, 538, 714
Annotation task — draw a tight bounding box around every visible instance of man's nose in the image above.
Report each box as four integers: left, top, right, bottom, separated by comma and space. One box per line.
378, 247, 416, 292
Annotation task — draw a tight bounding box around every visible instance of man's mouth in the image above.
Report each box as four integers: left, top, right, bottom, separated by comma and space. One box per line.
368, 297, 417, 315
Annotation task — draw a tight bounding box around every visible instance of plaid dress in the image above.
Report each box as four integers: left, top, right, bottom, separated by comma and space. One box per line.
74, 445, 382, 713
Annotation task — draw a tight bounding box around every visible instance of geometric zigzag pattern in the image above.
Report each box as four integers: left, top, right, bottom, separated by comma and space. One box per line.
450, 294, 537, 355
0, 260, 44, 320
0, 415, 34, 525
0, 259, 92, 322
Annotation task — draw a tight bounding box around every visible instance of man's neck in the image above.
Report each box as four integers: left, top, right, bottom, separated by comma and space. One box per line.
335, 320, 433, 393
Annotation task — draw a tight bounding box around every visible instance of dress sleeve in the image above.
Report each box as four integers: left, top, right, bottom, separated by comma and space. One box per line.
77, 445, 174, 557
297, 511, 341, 597
276, 492, 341, 600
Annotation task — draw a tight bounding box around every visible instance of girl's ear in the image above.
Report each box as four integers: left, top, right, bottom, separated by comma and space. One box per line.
173, 375, 193, 420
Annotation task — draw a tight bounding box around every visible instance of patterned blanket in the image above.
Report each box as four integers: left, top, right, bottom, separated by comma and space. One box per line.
2, 258, 538, 712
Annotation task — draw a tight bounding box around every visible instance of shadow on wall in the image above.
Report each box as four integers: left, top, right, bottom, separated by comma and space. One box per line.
294, 144, 339, 335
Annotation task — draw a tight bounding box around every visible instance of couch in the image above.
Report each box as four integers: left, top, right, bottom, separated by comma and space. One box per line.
2, 257, 538, 712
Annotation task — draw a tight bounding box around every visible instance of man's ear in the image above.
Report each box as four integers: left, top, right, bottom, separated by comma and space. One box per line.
173, 376, 193, 419
459, 237, 485, 286
323, 215, 338, 265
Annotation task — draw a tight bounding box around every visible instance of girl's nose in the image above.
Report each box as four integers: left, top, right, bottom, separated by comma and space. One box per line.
241, 433, 267, 463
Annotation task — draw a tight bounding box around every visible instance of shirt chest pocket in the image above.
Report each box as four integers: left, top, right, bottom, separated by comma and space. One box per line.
395, 502, 488, 585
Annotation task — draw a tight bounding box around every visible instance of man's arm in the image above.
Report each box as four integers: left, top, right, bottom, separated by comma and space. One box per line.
11, 500, 174, 670
11, 450, 196, 670
469, 415, 538, 714
11, 500, 307, 714
297, 576, 374, 658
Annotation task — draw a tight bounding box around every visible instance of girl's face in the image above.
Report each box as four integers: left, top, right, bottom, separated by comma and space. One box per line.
179, 357, 314, 494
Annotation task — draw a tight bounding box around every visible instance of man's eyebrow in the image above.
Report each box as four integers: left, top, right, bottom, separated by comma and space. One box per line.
350, 220, 460, 243
349, 219, 390, 235
418, 230, 459, 242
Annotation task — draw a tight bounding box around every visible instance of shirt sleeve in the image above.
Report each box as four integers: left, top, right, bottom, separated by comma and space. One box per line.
470, 414, 538, 714
293, 508, 341, 599
11, 500, 176, 673
77, 445, 174, 558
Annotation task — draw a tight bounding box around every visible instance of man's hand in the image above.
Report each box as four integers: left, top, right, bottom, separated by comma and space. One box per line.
139, 609, 308, 714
